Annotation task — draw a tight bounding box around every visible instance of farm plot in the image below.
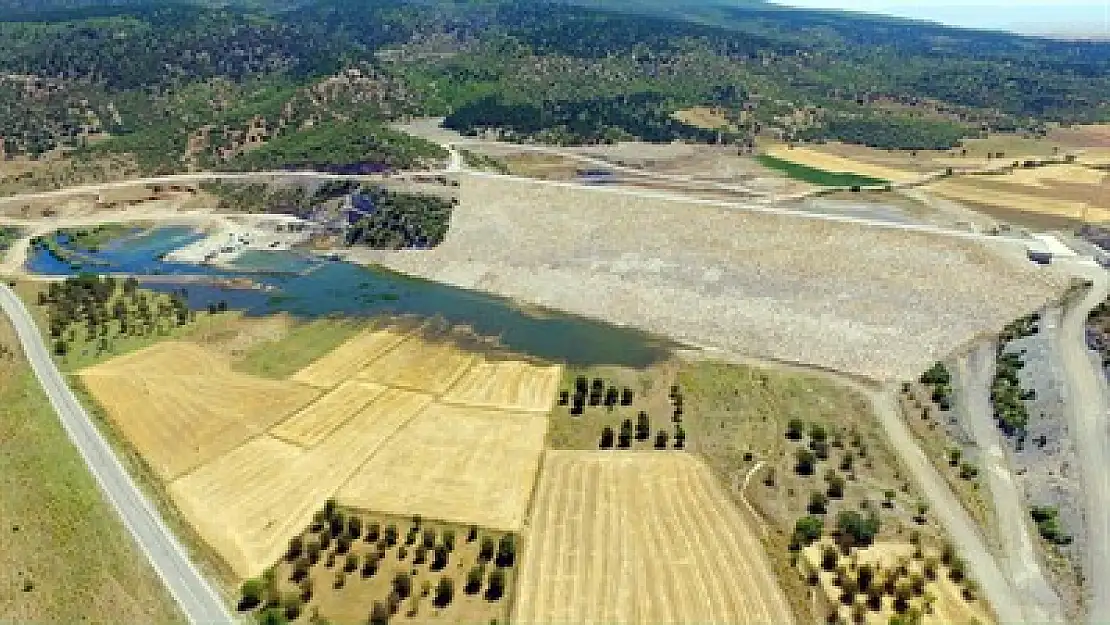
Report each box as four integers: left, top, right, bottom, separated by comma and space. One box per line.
271, 380, 387, 447
170, 388, 433, 578
514, 451, 794, 625
441, 358, 562, 413
338, 403, 547, 531
763, 145, 918, 184
80, 342, 319, 479
357, 336, 479, 395
290, 326, 409, 388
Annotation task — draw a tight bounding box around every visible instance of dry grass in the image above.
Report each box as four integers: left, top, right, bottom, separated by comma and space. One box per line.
79, 341, 320, 479
338, 403, 547, 531
264, 511, 516, 625
290, 325, 410, 388
923, 178, 1110, 223
440, 358, 562, 413
356, 336, 479, 395
169, 388, 433, 578
0, 318, 184, 624
514, 451, 795, 624
673, 106, 733, 130
271, 380, 388, 447
801, 541, 993, 625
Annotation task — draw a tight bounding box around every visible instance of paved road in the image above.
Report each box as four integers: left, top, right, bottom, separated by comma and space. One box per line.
955, 342, 1064, 624
0, 284, 234, 625
1055, 260, 1110, 624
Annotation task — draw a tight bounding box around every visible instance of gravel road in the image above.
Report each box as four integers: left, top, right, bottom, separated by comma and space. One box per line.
955, 341, 1065, 623
1056, 260, 1110, 624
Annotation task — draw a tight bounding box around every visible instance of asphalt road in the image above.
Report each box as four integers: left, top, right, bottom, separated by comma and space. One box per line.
0, 284, 234, 625
1055, 260, 1110, 624
956, 342, 1064, 624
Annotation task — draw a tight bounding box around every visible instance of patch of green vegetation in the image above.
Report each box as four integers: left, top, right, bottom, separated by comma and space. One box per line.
918, 363, 953, 411
0, 225, 21, 251
57, 224, 135, 253
346, 187, 455, 249
1030, 506, 1073, 546
459, 149, 510, 174
234, 317, 368, 379
28, 275, 235, 371
756, 154, 889, 188
219, 120, 447, 172
0, 319, 184, 624
992, 313, 1040, 437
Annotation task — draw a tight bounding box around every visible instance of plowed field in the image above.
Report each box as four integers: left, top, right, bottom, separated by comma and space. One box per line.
514, 451, 794, 625
357, 336, 479, 394
290, 326, 409, 388
80, 342, 319, 479
169, 388, 433, 578
337, 403, 547, 531
270, 380, 386, 447
441, 358, 562, 412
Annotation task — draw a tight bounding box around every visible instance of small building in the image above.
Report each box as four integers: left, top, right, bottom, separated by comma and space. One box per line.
1025, 234, 1076, 265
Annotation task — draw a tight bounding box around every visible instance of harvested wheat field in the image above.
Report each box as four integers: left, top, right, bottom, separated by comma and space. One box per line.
357, 335, 479, 394
290, 326, 409, 388
80, 342, 319, 478
924, 178, 1110, 223
441, 357, 562, 413
514, 451, 794, 625
170, 388, 433, 578
338, 403, 547, 531
270, 380, 387, 447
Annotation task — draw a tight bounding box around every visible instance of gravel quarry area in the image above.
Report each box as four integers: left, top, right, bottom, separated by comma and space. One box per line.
354, 175, 1071, 380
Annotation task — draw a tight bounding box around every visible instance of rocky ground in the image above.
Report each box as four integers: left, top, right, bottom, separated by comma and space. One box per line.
351, 174, 1071, 381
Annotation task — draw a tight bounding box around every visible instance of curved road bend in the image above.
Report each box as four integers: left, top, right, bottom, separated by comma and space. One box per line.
1056, 260, 1110, 625
955, 343, 1064, 624
0, 284, 234, 625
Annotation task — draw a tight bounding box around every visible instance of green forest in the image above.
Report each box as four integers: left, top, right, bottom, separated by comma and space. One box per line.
0, 0, 1108, 172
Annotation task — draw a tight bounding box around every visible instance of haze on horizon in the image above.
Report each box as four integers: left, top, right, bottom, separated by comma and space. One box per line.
771, 1, 1110, 37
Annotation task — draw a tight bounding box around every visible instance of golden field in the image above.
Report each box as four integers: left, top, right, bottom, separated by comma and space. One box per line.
80, 342, 319, 479
338, 403, 548, 531
761, 142, 1110, 224
513, 451, 794, 625
80, 326, 564, 580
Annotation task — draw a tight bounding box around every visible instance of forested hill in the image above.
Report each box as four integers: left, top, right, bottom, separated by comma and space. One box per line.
0, 0, 1108, 181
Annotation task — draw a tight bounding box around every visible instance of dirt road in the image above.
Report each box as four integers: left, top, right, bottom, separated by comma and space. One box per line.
1055, 259, 1110, 624
955, 342, 1065, 623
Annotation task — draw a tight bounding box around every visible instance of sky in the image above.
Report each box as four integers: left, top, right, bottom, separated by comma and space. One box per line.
770, 1, 1110, 37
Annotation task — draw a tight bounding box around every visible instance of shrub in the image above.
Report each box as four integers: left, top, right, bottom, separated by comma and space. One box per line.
793, 516, 824, 545
496, 535, 516, 568
486, 569, 506, 601
238, 578, 265, 611
434, 578, 455, 608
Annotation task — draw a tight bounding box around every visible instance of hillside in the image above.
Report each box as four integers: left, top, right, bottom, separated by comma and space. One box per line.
0, 0, 1107, 183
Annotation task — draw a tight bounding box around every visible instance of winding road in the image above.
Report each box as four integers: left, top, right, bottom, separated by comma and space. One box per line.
1056, 259, 1110, 624
0, 284, 234, 625
955, 342, 1065, 624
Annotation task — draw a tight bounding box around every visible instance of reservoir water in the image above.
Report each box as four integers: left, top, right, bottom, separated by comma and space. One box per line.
27, 227, 671, 366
